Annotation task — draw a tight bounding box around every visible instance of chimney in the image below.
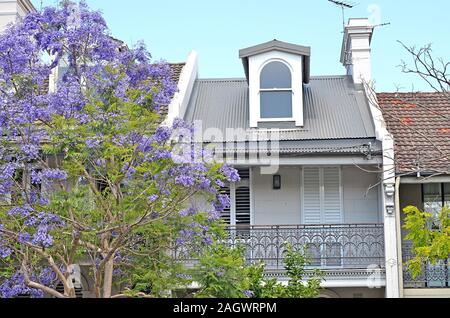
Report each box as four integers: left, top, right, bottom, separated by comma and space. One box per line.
340, 18, 374, 85
0, 0, 35, 32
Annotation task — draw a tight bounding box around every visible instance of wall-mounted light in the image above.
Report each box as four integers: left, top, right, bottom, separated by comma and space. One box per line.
273, 175, 281, 190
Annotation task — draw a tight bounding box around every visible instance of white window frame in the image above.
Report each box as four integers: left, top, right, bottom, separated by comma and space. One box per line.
248, 51, 304, 127
258, 59, 295, 122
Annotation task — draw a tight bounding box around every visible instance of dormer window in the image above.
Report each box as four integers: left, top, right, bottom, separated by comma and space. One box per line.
260, 61, 293, 119
239, 40, 310, 128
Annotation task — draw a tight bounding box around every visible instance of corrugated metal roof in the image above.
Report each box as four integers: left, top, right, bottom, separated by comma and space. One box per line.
207, 139, 382, 155
184, 75, 376, 142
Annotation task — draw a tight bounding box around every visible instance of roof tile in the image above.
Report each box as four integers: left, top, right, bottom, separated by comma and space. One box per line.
378, 92, 450, 174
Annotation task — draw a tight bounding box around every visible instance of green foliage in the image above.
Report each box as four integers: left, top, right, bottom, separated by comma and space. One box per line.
247, 244, 323, 298
403, 205, 450, 279
190, 243, 250, 298
191, 242, 323, 298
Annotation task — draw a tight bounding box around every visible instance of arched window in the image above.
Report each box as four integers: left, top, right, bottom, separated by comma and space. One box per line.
260, 61, 293, 119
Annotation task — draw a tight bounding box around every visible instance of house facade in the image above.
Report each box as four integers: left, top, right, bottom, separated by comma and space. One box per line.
165, 19, 401, 298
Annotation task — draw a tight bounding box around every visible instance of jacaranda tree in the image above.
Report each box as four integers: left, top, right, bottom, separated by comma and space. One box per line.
0, 1, 239, 298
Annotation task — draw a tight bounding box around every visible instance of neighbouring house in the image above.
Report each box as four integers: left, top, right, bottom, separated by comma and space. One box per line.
379, 92, 450, 298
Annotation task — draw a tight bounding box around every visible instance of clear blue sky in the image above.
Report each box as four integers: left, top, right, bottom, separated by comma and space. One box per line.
33, 0, 449, 92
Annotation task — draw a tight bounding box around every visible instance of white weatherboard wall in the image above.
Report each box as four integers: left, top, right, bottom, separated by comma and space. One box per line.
342, 166, 381, 223
251, 166, 380, 225
252, 166, 301, 225
248, 51, 304, 127
0, 0, 34, 31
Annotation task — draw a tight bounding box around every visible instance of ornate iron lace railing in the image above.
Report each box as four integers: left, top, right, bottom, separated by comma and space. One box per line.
176, 223, 385, 271
402, 241, 450, 288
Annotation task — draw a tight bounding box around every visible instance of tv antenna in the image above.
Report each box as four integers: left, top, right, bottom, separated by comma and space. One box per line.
373, 22, 391, 29
328, 0, 358, 31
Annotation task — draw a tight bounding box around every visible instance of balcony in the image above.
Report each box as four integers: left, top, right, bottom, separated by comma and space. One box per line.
176, 223, 385, 283
402, 242, 450, 289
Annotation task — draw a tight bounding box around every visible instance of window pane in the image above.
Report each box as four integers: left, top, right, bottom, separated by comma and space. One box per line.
260, 61, 292, 89
260, 91, 292, 118
423, 184, 442, 229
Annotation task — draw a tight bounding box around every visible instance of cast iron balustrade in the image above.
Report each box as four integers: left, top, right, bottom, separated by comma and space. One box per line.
402, 241, 450, 288
175, 223, 385, 273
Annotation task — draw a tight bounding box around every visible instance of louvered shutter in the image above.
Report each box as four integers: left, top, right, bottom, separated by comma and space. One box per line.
235, 186, 250, 225
220, 186, 231, 225
303, 168, 321, 224
236, 168, 250, 180
323, 167, 342, 224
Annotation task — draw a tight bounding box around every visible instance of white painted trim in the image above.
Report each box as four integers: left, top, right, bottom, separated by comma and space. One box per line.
230, 182, 236, 226
339, 167, 345, 223
359, 64, 400, 298
276, 279, 386, 288
249, 167, 254, 225
257, 117, 295, 122
321, 279, 385, 288
300, 167, 305, 224
248, 51, 304, 128
257, 59, 296, 122
225, 156, 382, 166
400, 176, 450, 184
163, 50, 198, 126
185, 279, 386, 290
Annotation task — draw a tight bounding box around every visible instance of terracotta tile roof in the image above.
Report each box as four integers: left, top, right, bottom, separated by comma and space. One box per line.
378, 92, 450, 175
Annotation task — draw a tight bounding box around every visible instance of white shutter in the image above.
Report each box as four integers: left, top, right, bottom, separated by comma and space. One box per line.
303, 167, 321, 224
235, 186, 250, 225
323, 167, 342, 224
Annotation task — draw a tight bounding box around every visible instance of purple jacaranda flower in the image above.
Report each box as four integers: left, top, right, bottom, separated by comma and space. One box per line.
85, 137, 103, 149
148, 194, 159, 203
243, 290, 255, 298
220, 165, 241, 183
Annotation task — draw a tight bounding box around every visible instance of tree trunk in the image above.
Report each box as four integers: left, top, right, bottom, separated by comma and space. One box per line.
102, 257, 114, 298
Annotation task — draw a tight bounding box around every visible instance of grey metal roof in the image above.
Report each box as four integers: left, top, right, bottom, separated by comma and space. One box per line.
207, 139, 382, 156
239, 40, 311, 83
239, 40, 311, 59
184, 75, 377, 145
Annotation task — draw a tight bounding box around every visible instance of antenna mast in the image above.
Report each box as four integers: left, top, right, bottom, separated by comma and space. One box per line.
328, 0, 357, 31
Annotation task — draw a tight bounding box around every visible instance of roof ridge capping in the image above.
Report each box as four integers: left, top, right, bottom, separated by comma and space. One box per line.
239, 39, 311, 84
